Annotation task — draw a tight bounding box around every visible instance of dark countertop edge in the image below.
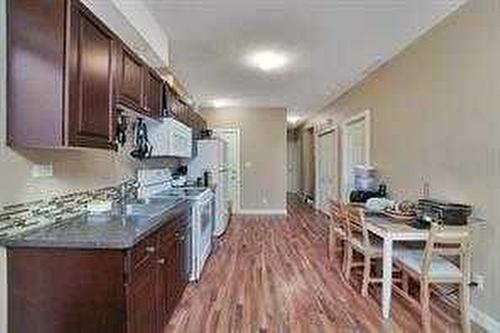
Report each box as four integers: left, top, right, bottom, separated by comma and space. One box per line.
2, 199, 192, 250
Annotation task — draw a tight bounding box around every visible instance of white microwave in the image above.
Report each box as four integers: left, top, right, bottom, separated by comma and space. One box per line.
149, 118, 192, 158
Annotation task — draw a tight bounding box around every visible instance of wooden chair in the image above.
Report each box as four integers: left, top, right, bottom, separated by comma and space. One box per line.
327, 200, 348, 270
344, 206, 383, 297
394, 224, 472, 333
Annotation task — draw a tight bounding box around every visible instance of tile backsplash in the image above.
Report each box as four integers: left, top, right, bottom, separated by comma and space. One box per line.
0, 178, 138, 238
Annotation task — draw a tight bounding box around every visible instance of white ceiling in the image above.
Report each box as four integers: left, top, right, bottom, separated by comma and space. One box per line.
144, 0, 465, 119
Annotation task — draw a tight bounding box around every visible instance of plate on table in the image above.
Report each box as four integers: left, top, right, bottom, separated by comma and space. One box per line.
382, 209, 416, 222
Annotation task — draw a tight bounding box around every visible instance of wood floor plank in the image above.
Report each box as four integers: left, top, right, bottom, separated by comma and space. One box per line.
165, 195, 483, 333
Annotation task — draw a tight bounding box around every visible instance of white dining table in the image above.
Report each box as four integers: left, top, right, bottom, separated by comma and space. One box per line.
365, 215, 485, 319
365, 216, 428, 319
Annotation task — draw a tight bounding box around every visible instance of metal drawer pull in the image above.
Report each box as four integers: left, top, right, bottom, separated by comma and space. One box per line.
145, 246, 155, 253
157, 258, 166, 265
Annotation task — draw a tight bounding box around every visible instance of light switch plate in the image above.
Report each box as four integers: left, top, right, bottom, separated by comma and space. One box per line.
32, 164, 54, 179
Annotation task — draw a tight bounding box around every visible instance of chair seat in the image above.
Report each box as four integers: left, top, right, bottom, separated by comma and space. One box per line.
394, 249, 462, 280
350, 234, 383, 256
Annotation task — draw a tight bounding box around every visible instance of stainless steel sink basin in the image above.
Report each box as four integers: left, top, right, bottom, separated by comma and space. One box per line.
86, 197, 183, 219
125, 203, 163, 217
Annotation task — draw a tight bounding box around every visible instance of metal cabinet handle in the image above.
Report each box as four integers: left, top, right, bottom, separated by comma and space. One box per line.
157, 258, 165, 265
145, 246, 155, 253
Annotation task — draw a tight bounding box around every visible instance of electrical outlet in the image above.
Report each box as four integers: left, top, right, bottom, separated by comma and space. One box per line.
471, 273, 485, 292
31, 164, 54, 179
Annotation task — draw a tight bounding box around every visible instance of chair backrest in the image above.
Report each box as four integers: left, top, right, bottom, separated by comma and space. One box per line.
329, 199, 348, 230
422, 224, 472, 280
345, 205, 370, 247
329, 199, 344, 220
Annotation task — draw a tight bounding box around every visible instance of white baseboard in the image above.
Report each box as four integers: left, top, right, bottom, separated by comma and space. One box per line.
471, 306, 500, 332
237, 209, 287, 215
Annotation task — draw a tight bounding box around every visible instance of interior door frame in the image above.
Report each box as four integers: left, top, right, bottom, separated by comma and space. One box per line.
214, 128, 241, 213
341, 109, 372, 201
314, 124, 340, 213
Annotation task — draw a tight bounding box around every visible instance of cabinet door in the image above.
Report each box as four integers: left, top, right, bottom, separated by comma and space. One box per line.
127, 262, 158, 333
164, 84, 175, 118
175, 224, 190, 298
143, 69, 163, 118
156, 227, 179, 325
68, 2, 115, 148
7, 0, 67, 147
118, 45, 143, 109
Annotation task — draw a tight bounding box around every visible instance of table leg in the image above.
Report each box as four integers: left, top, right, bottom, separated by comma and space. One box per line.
382, 238, 393, 319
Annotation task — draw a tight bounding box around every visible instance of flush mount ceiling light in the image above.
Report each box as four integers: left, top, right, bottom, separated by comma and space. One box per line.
247, 50, 289, 72
287, 116, 301, 124
212, 99, 234, 108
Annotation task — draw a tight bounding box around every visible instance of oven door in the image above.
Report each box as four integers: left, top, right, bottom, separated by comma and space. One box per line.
199, 195, 214, 244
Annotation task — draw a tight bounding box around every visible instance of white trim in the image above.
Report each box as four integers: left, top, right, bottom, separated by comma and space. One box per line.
340, 109, 372, 201
471, 306, 500, 332
213, 128, 241, 213
237, 209, 287, 215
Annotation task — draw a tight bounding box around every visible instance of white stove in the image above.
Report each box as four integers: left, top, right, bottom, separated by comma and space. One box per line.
138, 169, 214, 282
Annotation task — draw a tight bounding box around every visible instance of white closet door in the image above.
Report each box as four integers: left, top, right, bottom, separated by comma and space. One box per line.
343, 116, 369, 200
317, 129, 339, 214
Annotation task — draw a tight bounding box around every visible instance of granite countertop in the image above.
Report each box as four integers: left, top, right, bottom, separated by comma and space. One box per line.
0, 198, 191, 250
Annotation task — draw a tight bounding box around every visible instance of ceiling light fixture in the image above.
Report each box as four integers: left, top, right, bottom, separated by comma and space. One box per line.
212, 99, 234, 108
287, 116, 301, 124
247, 50, 288, 72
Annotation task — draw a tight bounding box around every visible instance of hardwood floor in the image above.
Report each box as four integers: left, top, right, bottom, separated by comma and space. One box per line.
165, 195, 481, 333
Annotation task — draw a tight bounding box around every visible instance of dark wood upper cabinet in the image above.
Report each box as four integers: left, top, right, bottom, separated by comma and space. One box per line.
117, 45, 144, 110
163, 83, 208, 135
143, 69, 164, 118
7, 0, 67, 147
7, 0, 168, 149
68, 2, 116, 149
7, 0, 116, 149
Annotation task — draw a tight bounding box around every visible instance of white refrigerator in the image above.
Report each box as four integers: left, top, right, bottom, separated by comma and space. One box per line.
188, 138, 229, 236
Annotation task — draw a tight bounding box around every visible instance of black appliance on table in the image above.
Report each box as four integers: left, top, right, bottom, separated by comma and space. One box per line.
349, 184, 387, 203
417, 198, 472, 226
411, 198, 473, 229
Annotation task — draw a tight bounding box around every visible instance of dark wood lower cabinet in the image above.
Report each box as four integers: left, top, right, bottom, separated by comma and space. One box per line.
127, 261, 158, 333
157, 226, 179, 323
8, 212, 190, 333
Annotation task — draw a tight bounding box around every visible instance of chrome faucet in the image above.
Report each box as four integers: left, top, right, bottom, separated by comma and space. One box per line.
120, 179, 140, 204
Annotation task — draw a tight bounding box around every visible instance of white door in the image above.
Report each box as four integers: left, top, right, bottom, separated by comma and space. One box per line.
342, 111, 371, 200
316, 129, 339, 213
214, 128, 240, 213
287, 137, 300, 193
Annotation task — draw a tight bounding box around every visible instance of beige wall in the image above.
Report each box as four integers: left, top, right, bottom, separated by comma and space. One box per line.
305, 0, 500, 322
202, 107, 287, 212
